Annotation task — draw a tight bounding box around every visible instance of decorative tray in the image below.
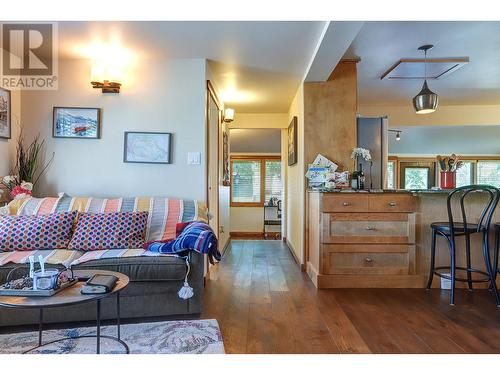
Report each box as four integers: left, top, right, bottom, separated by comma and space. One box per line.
0, 279, 78, 297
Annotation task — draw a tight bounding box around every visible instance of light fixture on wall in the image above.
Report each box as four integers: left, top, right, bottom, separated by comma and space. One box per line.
90, 63, 122, 93
388, 129, 402, 141
223, 108, 235, 123
413, 45, 438, 114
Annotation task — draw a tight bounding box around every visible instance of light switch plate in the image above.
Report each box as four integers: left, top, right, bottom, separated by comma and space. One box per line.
187, 152, 201, 165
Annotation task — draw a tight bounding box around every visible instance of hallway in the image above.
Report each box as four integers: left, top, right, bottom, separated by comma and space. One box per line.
202, 240, 500, 354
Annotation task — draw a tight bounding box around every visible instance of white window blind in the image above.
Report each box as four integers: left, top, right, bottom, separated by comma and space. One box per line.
231, 160, 261, 203
456, 161, 472, 187
387, 161, 395, 189
477, 161, 500, 187
264, 160, 282, 204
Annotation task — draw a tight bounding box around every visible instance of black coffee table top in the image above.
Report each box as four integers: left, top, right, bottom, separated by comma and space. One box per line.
0, 270, 129, 309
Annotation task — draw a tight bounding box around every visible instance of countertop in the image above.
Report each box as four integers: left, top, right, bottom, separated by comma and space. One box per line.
308, 188, 452, 195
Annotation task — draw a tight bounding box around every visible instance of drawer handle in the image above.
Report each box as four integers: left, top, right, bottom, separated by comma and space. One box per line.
342, 202, 350, 206
365, 257, 373, 263
389, 202, 397, 207
365, 226, 375, 231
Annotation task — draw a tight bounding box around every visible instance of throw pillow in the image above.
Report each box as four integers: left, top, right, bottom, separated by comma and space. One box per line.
68, 212, 148, 251
0, 211, 77, 251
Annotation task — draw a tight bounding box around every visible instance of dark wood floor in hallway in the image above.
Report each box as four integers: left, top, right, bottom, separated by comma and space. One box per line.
202, 240, 500, 354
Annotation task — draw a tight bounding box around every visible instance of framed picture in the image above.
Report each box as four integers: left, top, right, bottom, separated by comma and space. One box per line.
53, 107, 101, 139
288, 116, 298, 166
0, 88, 11, 139
124, 131, 173, 164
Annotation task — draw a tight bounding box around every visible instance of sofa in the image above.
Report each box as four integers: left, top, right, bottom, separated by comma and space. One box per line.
0, 195, 208, 328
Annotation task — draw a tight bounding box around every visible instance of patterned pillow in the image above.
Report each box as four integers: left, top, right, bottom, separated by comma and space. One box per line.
68, 212, 148, 251
0, 212, 77, 251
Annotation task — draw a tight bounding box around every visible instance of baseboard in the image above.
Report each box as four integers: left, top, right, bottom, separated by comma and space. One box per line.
230, 231, 281, 240
285, 238, 306, 271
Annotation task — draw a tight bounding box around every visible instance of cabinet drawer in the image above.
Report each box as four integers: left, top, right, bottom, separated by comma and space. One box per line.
369, 194, 417, 213
322, 194, 369, 212
322, 213, 415, 244
323, 248, 409, 275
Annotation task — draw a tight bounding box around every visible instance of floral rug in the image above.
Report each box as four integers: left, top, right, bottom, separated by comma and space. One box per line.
0, 319, 224, 354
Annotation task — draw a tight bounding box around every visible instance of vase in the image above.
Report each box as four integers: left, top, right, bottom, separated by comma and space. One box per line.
440, 171, 456, 189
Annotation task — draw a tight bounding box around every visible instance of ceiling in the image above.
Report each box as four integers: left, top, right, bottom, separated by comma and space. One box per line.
56, 21, 326, 113
344, 21, 500, 106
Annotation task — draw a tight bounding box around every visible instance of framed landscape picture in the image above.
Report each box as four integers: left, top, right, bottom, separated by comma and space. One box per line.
0, 88, 11, 139
53, 107, 101, 139
124, 131, 173, 164
288, 116, 298, 166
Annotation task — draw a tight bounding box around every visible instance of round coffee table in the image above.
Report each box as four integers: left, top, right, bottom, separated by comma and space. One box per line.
0, 270, 130, 354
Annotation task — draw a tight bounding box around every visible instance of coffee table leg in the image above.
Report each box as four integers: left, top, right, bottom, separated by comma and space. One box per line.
38, 309, 43, 347
96, 300, 101, 354
117, 292, 121, 341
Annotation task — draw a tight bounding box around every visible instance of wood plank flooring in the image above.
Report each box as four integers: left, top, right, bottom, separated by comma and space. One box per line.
202, 240, 500, 354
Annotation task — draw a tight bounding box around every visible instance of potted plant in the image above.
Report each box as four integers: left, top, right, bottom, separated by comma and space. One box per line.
1, 133, 54, 200
350, 147, 371, 190
437, 154, 463, 189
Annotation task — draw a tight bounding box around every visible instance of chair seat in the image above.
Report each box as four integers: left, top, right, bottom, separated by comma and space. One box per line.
431, 222, 483, 234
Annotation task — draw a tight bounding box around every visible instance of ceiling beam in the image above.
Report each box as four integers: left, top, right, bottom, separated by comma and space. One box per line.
305, 21, 364, 82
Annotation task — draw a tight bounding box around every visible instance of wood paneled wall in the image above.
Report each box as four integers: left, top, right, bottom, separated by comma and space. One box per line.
304, 61, 358, 171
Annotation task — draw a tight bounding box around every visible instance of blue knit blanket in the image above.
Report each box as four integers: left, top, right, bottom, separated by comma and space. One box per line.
145, 221, 221, 264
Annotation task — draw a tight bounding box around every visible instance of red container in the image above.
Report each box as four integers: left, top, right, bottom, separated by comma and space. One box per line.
440, 171, 456, 189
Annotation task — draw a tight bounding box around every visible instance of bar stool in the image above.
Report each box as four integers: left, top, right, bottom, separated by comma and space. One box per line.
426, 185, 500, 306
494, 223, 500, 276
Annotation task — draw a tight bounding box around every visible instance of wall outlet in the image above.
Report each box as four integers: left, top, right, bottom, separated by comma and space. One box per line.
187, 152, 201, 165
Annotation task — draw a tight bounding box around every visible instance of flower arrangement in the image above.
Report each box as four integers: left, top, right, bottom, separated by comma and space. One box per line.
1, 133, 54, 200
351, 147, 372, 162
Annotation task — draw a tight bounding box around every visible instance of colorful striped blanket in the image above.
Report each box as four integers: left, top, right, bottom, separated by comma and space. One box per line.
0, 195, 210, 267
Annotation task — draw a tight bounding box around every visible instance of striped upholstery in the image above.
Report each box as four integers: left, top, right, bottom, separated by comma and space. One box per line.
7, 195, 208, 242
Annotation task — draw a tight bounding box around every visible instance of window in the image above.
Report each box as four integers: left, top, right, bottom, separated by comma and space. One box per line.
231, 156, 282, 206
264, 160, 282, 204
404, 167, 429, 189
477, 161, 500, 187
387, 161, 395, 189
456, 161, 473, 187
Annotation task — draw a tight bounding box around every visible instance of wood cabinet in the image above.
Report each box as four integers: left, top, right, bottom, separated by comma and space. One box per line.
307, 192, 424, 288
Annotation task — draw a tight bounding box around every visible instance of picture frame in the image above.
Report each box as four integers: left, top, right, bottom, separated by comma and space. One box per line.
288, 116, 298, 166
123, 131, 173, 164
53, 107, 101, 139
0, 88, 11, 139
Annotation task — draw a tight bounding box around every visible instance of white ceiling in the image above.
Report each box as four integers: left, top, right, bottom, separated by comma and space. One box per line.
57, 21, 326, 113
344, 21, 500, 106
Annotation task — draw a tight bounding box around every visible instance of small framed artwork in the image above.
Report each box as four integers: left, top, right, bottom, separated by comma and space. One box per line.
288, 116, 298, 166
124, 131, 173, 164
0, 88, 11, 139
53, 107, 101, 139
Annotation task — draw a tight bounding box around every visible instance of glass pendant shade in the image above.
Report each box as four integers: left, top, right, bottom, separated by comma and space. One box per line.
413, 80, 438, 114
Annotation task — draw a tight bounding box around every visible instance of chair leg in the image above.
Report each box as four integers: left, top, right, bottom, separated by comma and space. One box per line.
426, 229, 437, 290
494, 229, 499, 277
465, 233, 473, 290
482, 231, 500, 307
449, 238, 456, 306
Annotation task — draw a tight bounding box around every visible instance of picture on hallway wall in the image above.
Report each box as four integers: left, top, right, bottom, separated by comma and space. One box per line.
53, 107, 101, 139
124, 131, 172, 164
0, 88, 11, 139
288, 116, 298, 166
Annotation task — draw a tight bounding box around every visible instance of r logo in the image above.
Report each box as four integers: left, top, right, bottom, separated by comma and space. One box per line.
2, 23, 53, 76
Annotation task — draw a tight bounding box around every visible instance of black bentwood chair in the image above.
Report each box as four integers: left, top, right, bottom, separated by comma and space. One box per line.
426, 185, 500, 306
494, 223, 500, 276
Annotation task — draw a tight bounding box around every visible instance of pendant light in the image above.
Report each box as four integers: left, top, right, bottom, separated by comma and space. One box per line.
413, 44, 438, 114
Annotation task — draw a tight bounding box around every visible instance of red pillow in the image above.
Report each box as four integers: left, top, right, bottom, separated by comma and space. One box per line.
68, 212, 148, 251
0, 212, 77, 251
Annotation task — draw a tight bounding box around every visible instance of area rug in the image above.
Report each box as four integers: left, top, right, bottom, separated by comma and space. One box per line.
0, 319, 224, 354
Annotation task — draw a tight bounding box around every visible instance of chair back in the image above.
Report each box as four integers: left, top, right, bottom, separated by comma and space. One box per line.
446, 185, 500, 237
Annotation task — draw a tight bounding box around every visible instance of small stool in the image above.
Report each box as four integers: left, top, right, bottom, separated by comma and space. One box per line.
426, 185, 500, 306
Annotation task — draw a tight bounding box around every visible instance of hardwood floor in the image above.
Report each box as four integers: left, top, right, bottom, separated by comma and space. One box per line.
202, 240, 500, 354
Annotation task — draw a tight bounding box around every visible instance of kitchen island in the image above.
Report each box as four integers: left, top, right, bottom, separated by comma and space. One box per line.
306, 189, 500, 288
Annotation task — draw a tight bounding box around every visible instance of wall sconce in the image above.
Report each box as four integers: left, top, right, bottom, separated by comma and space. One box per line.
223, 108, 235, 123
388, 129, 402, 141
90, 64, 122, 93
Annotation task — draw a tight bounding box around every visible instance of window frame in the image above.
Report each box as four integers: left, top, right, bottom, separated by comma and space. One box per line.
230, 155, 281, 207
